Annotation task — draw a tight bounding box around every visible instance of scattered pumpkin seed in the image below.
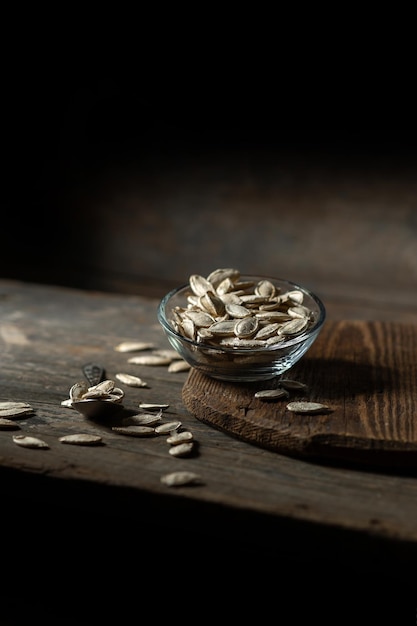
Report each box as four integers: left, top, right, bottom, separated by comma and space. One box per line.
168, 442, 194, 457
13, 435, 49, 449
139, 403, 169, 411
160, 471, 201, 487
254, 388, 289, 400
112, 425, 156, 437
115, 373, 149, 387
166, 431, 194, 445
286, 401, 331, 414
0, 417, 21, 430
122, 411, 163, 426
155, 421, 182, 434
114, 341, 155, 352
128, 355, 172, 366
59, 433, 103, 446
0, 402, 34, 417
279, 379, 309, 391
167, 360, 191, 372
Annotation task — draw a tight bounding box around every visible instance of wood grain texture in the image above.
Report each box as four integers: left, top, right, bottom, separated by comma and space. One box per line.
183, 321, 417, 468
1, 279, 417, 590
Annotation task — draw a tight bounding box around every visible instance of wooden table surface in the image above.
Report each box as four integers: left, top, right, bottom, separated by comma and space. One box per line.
4, 75, 417, 622
1, 277, 416, 613
3, 120, 417, 616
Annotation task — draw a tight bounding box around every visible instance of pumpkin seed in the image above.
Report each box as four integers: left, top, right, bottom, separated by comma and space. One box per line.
286, 401, 331, 414
122, 411, 163, 426
115, 373, 149, 387
206, 267, 240, 288
0, 417, 21, 430
168, 441, 194, 457
225, 303, 251, 318
288, 305, 311, 319
160, 471, 201, 487
127, 355, 173, 366
254, 279, 276, 298
234, 316, 259, 339
168, 360, 191, 372
254, 388, 289, 400
155, 421, 182, 434
59, 433, 103, 445
114, 341, 155, 352
139, 403, 169, 411
166, 431, 194, 445
189, 274, 214, 296
208, 320, 237, 336
277, 318, 309, 335
69, 382, 88, 401
254, 322, 281, 340
279, 379, 309, 391
0, 402, 34, 417
182, 310, 215, 327
112, 425, 156, 437
199, 291, 226, 317
13, 435, 49, 449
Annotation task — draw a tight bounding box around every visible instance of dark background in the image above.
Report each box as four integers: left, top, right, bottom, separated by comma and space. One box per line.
3, 71, 417, 301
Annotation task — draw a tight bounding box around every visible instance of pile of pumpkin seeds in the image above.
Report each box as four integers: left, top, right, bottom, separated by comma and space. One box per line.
168, 268, 316, 349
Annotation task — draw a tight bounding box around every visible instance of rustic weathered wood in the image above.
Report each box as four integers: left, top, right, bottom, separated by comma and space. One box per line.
182, 321, 417, 468
0, 278, 416, 596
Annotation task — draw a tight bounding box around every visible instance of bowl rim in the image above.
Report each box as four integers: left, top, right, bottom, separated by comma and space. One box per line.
157, 275, 326, 354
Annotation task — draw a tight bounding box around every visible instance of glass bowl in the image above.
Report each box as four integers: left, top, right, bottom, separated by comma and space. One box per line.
157, 274, 326, 382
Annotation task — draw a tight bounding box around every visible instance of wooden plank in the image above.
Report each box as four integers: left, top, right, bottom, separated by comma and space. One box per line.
182, 321, 417, 468
1, 278, 417, 583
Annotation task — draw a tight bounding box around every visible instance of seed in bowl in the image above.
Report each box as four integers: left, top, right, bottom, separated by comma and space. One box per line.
158, 268, 326, 382
170, 268, 316, 348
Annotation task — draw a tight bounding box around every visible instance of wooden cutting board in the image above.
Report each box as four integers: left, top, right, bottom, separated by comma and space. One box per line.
182, 321, 417, 469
